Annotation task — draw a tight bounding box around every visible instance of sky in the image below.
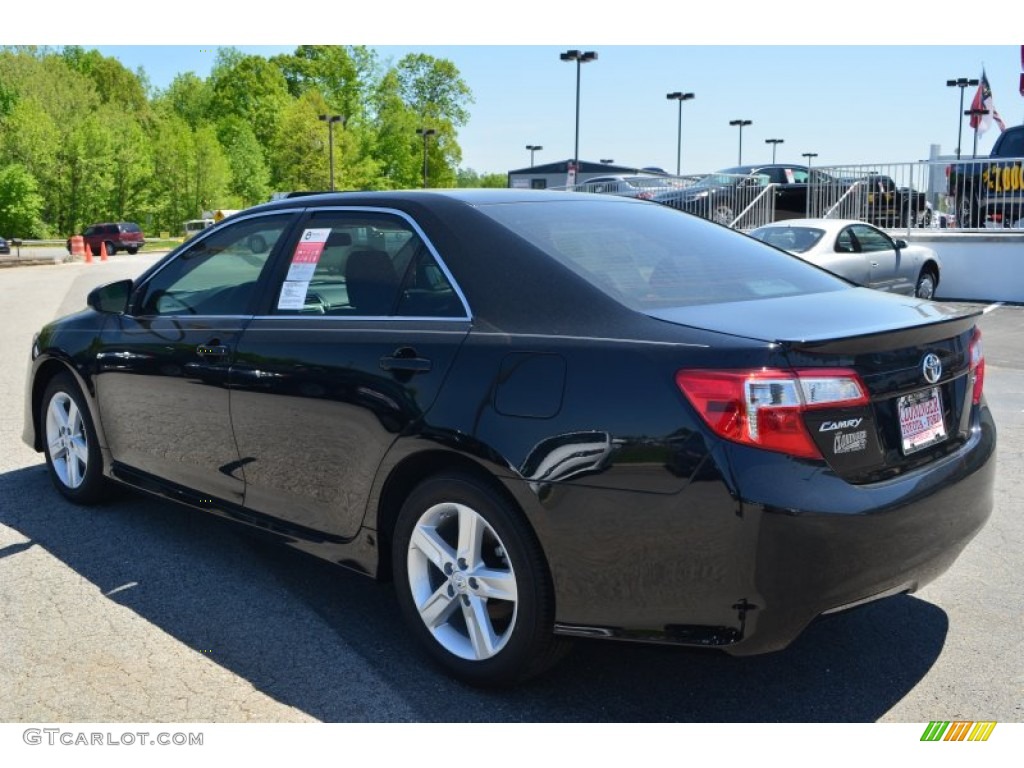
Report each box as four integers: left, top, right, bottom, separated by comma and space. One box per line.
8, 4, 1023, 177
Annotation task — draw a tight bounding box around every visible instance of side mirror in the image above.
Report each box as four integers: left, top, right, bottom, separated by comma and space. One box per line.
87, 279, 133, 314
893, 239, 908, 250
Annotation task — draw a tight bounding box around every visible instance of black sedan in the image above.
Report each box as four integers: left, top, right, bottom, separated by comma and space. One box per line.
23, 190, 996, 686
0, 235, 10, 255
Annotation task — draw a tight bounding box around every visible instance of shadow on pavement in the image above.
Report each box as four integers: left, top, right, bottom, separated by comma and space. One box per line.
0, 464, 947, 722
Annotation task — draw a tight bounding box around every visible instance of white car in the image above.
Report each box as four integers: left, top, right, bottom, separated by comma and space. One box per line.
748, 219, 942, 299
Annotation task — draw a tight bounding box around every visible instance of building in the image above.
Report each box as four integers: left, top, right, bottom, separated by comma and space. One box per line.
507, 160, 667, 190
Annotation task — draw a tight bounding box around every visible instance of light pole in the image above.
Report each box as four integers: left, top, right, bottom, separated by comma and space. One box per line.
526, 144, 543, 167
318, 114, 344, 191
600, 158, 614, 164
560, 49, 598, 176
666, 91, 695, 175
965, 108, 989, 157
947, 77, 979, 161
729, 119, 752, 165
765, 138, 784, 163
416, 127, 436, 188
802, 152, 818, 217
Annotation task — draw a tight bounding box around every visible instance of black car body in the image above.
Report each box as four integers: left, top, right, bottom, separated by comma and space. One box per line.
23, 190, 996, 685
653, 164, 844, 226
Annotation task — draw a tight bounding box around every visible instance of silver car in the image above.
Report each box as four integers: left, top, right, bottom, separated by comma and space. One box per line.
749, 219, 941, 299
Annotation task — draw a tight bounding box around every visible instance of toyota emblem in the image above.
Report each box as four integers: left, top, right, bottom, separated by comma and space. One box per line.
922, 353, 942, 384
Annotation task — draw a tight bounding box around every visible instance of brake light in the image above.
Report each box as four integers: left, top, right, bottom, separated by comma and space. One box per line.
969, 328, 985, 405
676, 368, 869, 459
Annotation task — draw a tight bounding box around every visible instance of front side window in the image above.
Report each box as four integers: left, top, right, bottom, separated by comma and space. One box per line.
850, 225, 894, 254
135, 214, 291, 316
273, 210, 465, 318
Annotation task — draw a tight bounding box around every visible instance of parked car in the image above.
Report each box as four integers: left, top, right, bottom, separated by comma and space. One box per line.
24, 190, 994, 686
0, 236, 9, 255
66, 222, 145, 256
651, 164, 845, 226
574, 174, 680, 200
748, 219, 942, 299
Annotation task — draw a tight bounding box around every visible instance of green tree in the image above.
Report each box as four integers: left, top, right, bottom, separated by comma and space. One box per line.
271, 45, 378, 125
0, 163, 45, 237
157, 72, 212, 129
217, 116, 271, 207
395, 53, 473, 127
370, 70, 421, 189
60, 46, 149, 115
208, 49, 291, 150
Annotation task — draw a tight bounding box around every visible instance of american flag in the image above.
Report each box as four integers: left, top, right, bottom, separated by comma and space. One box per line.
969, 69, 1007, 135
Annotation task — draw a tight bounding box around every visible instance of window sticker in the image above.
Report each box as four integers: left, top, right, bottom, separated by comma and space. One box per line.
278, 280, 311, 310
286, 228, 331, 282
784, 168, 795, 184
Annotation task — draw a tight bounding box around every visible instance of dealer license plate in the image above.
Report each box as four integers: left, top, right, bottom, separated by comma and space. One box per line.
898, 387, 947, 455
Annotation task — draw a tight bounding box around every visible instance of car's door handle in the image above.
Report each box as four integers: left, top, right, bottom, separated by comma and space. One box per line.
196, 344, 230, 359
380, 349, 432, 374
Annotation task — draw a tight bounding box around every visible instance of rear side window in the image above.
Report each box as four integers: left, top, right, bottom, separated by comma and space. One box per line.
478, 199, 847, 309
272, 210, 466, 318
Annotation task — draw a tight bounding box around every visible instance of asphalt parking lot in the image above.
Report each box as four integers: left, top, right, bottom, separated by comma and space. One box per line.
1, 254, 1021, 722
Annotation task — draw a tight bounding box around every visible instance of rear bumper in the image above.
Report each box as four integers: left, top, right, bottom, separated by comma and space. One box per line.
544, 404, 996, 654
725, 407, 995, 654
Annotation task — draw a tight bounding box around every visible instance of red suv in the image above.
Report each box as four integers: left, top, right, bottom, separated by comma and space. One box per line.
67, 222, 145, 256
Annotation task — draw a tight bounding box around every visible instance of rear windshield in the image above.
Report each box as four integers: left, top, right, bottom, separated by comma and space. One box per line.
748, 226, 825, 254
476, 198, 847, 309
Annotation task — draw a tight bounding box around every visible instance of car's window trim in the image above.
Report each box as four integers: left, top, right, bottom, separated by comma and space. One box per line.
257, 205, 473, 322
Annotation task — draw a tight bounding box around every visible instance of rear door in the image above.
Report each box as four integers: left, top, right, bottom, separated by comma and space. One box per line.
230, 207, 472, 539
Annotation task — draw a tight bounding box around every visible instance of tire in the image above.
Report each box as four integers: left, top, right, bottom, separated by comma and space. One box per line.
41, 372, 107, 504
956, 194, 978, 228
127, 246, 139, 255
915, 268, 938, 300
104, 240, 116, 257
392, 473, 569, 686
712, 204, 735, 226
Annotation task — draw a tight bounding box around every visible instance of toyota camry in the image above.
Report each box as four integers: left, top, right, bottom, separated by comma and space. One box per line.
23, 190, 996, 686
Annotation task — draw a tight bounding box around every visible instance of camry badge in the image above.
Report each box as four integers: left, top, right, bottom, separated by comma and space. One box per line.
922, 353, 942, 385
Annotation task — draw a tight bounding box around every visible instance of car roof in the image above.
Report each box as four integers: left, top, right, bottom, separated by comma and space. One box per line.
752, 219, 870, 234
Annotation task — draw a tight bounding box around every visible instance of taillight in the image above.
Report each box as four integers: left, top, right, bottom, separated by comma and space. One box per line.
676, 368, 869, 459
969, 327, 985, 405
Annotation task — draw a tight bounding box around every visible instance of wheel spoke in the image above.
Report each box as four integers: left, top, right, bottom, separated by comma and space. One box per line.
410, 525, 454, 573
462, 594, 498, 659
456, 506, 485, 569
69, 436, 89, 465
48, 437, 66, 458
67, 400, 82, 436
417, 583, 458, 629
66, 451, 80, 487
49, 398, 69, 432
470, 567, 517, 602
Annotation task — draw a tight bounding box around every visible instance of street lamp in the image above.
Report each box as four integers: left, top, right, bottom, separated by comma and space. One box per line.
802, 152, 818, 217
600, 158, 614, 164
965, 108, 990, 157
947, 77, 979, 161
666, 91, 695, 175
765, 138, 784, 163
560, 49, 598, 176
318, 114, 345, 191
526, 144, 543, 167
729, 119, 752, 165
416, 127, 436, 188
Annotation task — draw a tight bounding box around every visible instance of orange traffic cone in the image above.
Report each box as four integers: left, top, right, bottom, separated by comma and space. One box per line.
84, 241, 93, 264
99, 241, 108, 261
